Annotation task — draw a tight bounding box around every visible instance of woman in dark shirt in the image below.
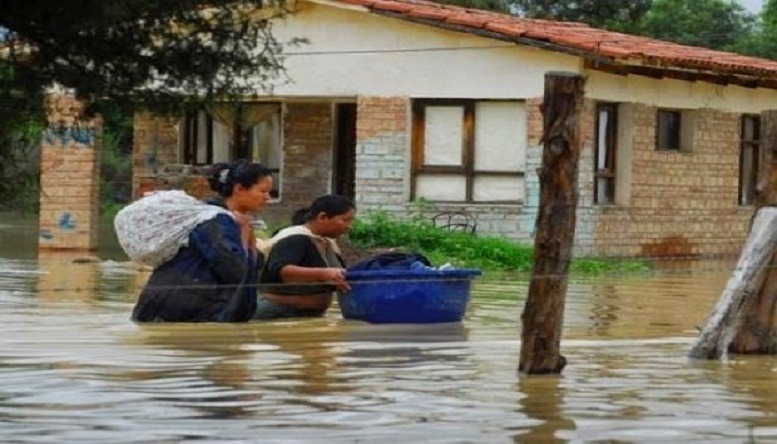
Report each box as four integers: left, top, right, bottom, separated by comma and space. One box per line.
131, 161, 273, 323
255, 195, 356, 320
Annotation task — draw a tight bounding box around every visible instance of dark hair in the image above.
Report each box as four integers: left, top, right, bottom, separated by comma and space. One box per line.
290, 208, 308, 225
207, 160, 272, 198
299, 195, 355, 222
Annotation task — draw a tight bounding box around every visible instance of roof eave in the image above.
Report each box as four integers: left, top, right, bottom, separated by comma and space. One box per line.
584, 59, 777, 90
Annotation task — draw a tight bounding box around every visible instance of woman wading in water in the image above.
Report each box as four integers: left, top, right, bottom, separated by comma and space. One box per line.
254, 195, 356, 320
131, 161, 273, 322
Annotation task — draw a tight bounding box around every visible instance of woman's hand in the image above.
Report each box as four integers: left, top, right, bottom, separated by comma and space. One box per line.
321, 267, 351, 293
233, 212, 256, 251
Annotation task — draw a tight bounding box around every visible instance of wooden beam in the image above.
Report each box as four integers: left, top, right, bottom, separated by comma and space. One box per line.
585, 59, 775, 90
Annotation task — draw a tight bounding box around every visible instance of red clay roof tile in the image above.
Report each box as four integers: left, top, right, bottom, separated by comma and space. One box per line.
483, 22, 526, 38
337, 0, 777, 78
446, 14, 490, 28
407, 8, 451, 20
371, 0, 414, 12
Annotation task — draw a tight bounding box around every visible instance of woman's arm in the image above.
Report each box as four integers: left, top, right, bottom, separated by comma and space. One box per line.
265, 235, 351, 292
279, 265, 350, 292
190, 214, 248, 284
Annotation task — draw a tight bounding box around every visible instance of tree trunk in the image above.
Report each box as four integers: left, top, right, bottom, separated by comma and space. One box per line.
688, 110, 777, 358
688, 207, 777, 358
519, 72, 586, 374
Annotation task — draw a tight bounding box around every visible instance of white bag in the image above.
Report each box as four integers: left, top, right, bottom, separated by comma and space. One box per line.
114, 190, 230, 267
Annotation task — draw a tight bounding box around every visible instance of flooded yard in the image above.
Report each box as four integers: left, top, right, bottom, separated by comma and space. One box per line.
1, 213, 776, 442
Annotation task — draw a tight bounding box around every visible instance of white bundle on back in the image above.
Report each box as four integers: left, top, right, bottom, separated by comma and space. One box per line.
114, 190, 230, 267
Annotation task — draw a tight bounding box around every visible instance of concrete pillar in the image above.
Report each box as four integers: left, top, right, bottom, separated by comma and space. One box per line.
38, 94, 101, 251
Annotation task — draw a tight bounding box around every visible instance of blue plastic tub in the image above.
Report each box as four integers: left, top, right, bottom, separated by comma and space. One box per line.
338, 269, 482, 324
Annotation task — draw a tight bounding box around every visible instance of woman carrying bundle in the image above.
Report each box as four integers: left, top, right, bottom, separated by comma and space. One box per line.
130, 160, 273, 323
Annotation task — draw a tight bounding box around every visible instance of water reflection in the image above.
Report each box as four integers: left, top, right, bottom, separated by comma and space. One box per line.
340, 322, 469, 369
586, 282, 620, 338
515, 376, 575, 443
36, 251, 99, 306
121, 320, 348, 416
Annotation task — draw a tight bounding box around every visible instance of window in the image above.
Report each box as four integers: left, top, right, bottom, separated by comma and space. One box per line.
411, 99, 526, 203
595, 103, 618, 205
656, 109, 681, 150
180, 103, 282, 198
739, 115, 761, 206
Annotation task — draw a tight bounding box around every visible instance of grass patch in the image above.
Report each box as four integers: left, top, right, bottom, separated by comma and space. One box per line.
348, 211, 651, 275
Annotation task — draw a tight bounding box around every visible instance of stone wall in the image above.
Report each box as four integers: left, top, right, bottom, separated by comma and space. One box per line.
38, 94, 101, 250
354, 96, 408, 214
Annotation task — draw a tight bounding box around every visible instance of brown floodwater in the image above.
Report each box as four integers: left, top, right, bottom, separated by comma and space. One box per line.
1, 213, 776, 442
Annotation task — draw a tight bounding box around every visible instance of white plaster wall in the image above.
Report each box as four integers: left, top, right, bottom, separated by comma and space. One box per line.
586, 70, 777, 113
269, 3, 580, 98
268, 2, 777, 112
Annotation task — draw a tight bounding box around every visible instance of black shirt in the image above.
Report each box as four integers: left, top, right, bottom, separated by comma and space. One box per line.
260, 234, 344, 296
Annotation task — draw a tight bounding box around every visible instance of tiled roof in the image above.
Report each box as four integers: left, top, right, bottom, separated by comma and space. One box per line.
335, 0, 777, 80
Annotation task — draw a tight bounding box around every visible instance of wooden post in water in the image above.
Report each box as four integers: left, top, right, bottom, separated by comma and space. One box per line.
519, 72, 585, 374
688, 110, 777, 358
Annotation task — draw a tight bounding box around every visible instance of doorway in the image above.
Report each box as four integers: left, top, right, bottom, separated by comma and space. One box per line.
333, 103, 357, 200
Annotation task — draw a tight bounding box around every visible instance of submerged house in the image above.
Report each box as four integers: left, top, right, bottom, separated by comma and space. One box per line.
131, 0, 777, 258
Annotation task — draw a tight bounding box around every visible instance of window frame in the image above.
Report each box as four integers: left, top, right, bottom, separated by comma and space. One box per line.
594, 103, 619, 205
182, 110, 214, 165
410, 98, 525, 204
180, 105, 284, 199
739, 114, 762, 206
656, 109, 683, 151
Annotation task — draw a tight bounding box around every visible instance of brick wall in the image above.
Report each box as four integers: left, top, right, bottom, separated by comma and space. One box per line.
38, 94, 101, 250
127, 96, 752, 259
132, 111, 180, 199
129, 104, 336, 228
276, 102, 334, 220
516, 97, 545, 243
585, 105, 751, 258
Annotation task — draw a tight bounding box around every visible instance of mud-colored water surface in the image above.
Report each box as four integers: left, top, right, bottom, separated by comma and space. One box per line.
1, 214, 776, 442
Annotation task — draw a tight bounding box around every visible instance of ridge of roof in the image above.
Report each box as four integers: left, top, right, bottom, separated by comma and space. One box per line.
332, 0, 777, 82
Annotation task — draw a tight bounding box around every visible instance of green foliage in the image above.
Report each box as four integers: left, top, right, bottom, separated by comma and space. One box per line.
0, 55, 45, 209
0, 118, 42, 211
641, 0, 755, 50
348, 211, 651, 275
1, 1, 293, 115
732, 0, 777, 59
99, 106, 133, 217
513, 0, 770, 59
515, 0, 651, 31
1, 0, 296, 204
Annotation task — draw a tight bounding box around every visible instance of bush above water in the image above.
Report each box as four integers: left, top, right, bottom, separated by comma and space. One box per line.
348, 211, 651, 275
